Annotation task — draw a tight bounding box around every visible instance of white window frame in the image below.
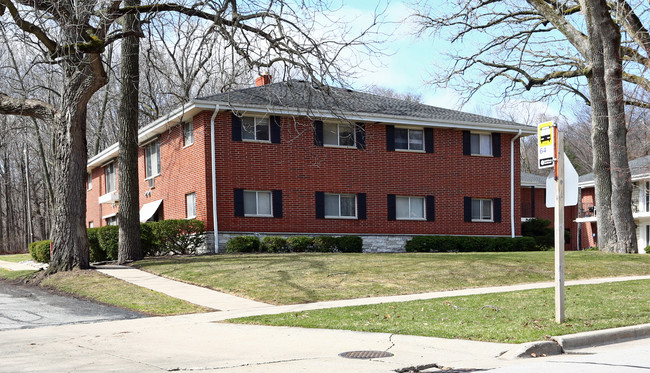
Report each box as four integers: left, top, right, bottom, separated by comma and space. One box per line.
394, 127, 424, 152
396, 196, 426, 220
242, 117, 270, 142
183, 122, 194, 147
88, 221, 94, 228
106, 216, 118, 226
87, 172, 93, 191
470, 133, 493, 156
145, 140, 161, 179
105, 162, 116, 193
186, 192, 196, 219
324, 193, 357, 219
472, 198, 493, 222
243, 190, 273, 217
323, 122, 356, 148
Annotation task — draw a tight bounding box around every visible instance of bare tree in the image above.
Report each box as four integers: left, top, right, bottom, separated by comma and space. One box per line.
413, 0, 644, 252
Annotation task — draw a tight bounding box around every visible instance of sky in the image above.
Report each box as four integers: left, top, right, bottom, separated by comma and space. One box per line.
327, 0, 569, 124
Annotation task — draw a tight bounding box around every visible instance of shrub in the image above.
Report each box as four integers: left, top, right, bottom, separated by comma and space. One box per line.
87, 227, 105, 262
261, 236, 288, 253
98, 225, 119, 260
153, 219, 205, 255
287, 236, 313, 252
226, 236, 260, 253
313, 236, 338, 252
29, 240, 51, 263
336, 236, 363, 253
645, 246, 650, 254
521, 218, 554, 249
405, 235, 538, 253
140, 222, 159, 257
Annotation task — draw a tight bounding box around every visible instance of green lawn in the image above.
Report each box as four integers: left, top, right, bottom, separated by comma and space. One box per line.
229, 279, 650, 343
134, 251, 650, 305
40, 270, 212, 316
0, 268, 37, 281
0, 253, 32, 263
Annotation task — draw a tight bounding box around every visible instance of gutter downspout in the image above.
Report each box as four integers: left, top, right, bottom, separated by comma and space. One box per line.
511, 129, 523, 237
210, 104, 220, 253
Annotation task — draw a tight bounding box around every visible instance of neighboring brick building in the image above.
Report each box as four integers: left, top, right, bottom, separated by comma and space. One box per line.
86, 80, 536, 252
520, 172, 578, 250
576, 155, 650, 252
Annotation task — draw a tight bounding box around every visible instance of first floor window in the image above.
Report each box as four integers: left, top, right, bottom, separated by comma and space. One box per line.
186, 192, 196, 218
325, 193, 356, 218
472, 198, 493, 221
88, 221, 94, 228
105, 162, 116, 193
242, 117, 270, 142
183, 122, 193, 147
395, 127, 424, 151
470, 133, 492, 156
145, 140, 161, 178
244, 190, 273, 216
106, 216, 118, 226
323, 122, 355, 147
396, 196, 425, 220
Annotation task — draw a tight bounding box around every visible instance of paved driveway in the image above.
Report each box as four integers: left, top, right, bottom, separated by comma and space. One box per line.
0, 282, 143, 331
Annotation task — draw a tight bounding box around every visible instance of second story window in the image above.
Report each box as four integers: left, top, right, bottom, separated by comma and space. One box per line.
183, 122, 193, 147
145, 140, 161, 179
87, 172, 93, 191
471, 133, 492, 156
324, 122, 355, 147
105, 162, 116, 193
395, 127, 424, 151
242, 117, 270, 142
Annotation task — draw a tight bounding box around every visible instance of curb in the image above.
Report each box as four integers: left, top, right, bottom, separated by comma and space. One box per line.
552, 323, 650, 350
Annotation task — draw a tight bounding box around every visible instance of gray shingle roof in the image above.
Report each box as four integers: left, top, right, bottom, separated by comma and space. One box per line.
579, 154, 650, 184
199, 80, 529, 128
522, 172, 548, 187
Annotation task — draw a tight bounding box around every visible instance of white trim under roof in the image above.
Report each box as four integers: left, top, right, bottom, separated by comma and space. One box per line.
102, 212, 118, 220
579, 172, 650, 188
87, 99, 536, 171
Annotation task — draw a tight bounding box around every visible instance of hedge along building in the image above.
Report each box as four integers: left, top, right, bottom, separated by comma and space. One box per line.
86, 79, 536, 253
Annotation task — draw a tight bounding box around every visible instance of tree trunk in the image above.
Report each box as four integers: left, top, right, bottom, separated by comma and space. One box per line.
117, 0, 143, 264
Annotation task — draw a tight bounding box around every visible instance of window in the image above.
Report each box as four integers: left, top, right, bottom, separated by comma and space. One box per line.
244, 190, 273, 216
323, 122, 355, 147
183, 122, 193, 147
106, 216, 118, 226
186, 192, 196, 218
325, 193, 357, 218
395, 127, 424, 151
145, 141, 161, 178
470, 133, 492, 156
105, 162, 116, 193
396, 196, 425, 220
242, 117, 270, 142
87, 173, 92, 191
472, 198, 493, 221
88, 221, 94, 228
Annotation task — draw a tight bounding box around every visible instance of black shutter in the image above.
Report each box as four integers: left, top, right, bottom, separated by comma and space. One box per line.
493, 198, 502, 222
464, 196, 472, 222
387, 194, 396, 221
462, 130, 471, 155
356, 123, 366, 149
426, 195, 435, 221
386, 125, 395, 151
232, 113, 242, 142
234, 189, 244, 216
314, 120, 323, 146
357, 193, 367, 220
425, 128, 434, 153
492, 133, 501, 157
530, 187, 536, 218
270, 116, 281, 144
315, 191, 325, 218
272, 190, 283, 218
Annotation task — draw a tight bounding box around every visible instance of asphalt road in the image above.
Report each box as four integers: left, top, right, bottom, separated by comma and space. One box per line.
0, 282, 143, 331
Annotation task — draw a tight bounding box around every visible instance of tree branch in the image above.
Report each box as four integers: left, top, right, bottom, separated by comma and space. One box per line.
0, 93, 59, 121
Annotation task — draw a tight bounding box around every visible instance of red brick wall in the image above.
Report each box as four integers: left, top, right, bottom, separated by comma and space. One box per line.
87, 110, 526, 238
521, 186, 579, 250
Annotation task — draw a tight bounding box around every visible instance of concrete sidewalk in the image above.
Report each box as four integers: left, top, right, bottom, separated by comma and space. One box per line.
0, 260, 40, 271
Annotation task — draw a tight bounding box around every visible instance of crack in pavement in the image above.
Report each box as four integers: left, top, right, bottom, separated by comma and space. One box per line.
166, 357, 322, 371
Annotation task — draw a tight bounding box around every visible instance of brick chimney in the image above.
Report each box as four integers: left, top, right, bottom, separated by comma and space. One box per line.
255, 73, 272, 86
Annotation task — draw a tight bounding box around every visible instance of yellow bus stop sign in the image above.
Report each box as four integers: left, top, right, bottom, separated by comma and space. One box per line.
538, 121, 554, 168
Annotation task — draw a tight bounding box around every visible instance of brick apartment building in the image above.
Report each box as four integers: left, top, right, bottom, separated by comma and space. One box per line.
576, 155, 650, 252
86, 79, 536, 252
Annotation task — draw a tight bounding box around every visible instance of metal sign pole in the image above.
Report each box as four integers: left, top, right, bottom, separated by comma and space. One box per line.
554, 128, 565, 323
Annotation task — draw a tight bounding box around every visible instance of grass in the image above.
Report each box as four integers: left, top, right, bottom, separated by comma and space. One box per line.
40, 270, 212, 316
134, 251, 650, 305
0, 253, 32, 263
0, 268, 37, 281
229, 279, 650, 343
